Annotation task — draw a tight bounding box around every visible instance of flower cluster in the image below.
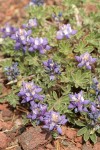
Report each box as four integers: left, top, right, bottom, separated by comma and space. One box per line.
28, 101, 47, 122
28, 37, 51, 54
1, 24, 17, 38
4, 62, 20, 81
22, 18, 38, 29
18, 81, 67, 134
88, 98, 100, 126
29, 0, 44, 6
68, 91, 90, 113
43, 111, 67, 134
43, 59, 61, 80
75, 52, 96, 70
92, 78, 100, 96
18, 81, 44, 103
56, 24, 77, 40
1, 24, 51, 54
11, 28, 32, 52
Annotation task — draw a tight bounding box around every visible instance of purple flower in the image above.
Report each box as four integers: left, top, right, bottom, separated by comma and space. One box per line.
43, 59, 61, 80
27, 101, 47, 122
89, 102, 100, 125
1, 24, 17, 38
68, 91, 90, 113
28, 37, 51, 54
43, 111, 67, 134
18, 81, 44, 103
75, 52, 96, 70
22, 18, 38, 29
56, 24, 77, 40
92, 78, 100, 95
11, 28, 32, 51
4, 62, 20, 81
29, 0, 44, 6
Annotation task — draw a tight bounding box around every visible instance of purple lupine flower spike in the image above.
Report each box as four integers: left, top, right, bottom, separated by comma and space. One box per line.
18, 81, 45, 103
11, 28, 32, 52
92, 78, 100, 95
28, 37, 51, 53
43, 111, 67, 134
75, 52, 96, 70
56, 24, 77, 40
43, 59, 61, 80
22, 18, 38, 29
1, 24, 17, 38
68, 91, 90, 113
4, 62, 20, 81
29, 0, 44, 6
27, 101, 47, 122
88, 100, 100, 125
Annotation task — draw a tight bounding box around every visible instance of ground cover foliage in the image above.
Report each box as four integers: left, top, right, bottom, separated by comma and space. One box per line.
0, 0, 100, 144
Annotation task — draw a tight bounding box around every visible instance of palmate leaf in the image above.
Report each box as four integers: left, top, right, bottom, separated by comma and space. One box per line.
0, 92, 19, 107
71, 70, 91, 89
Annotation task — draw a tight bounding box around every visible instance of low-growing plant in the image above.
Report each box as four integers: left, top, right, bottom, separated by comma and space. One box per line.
0, 0, 100, 144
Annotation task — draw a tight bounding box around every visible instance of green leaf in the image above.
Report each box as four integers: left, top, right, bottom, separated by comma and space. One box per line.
90, 133, 97, 144
84, 130, 90, 142
75, 120, 85, 127
71, 70, 91, 89
97, 128, 100, 134
77, 127, 87, 136
53, 91, 58, 99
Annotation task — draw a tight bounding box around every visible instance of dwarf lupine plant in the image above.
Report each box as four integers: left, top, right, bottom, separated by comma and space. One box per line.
18, 81, 44, 103
75, 52, 97, 70
56, 24, 77, 40
0, 1, 100, 143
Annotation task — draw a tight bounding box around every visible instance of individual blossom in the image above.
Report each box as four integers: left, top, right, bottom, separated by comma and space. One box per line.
22, 18, 38, 29
27, 101, 47, 122
75, 52, 96, 70
56, 24, 77, 40
4, 62, 20, 81
11, 28, 32, 51
18, 81, 44, 103
68, 91, 90, 113
29, 0, 44, 6
43, 111, 67, 134
1, 24, 17, 38
28, 37, 51, 54
43, 59, 61, 80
